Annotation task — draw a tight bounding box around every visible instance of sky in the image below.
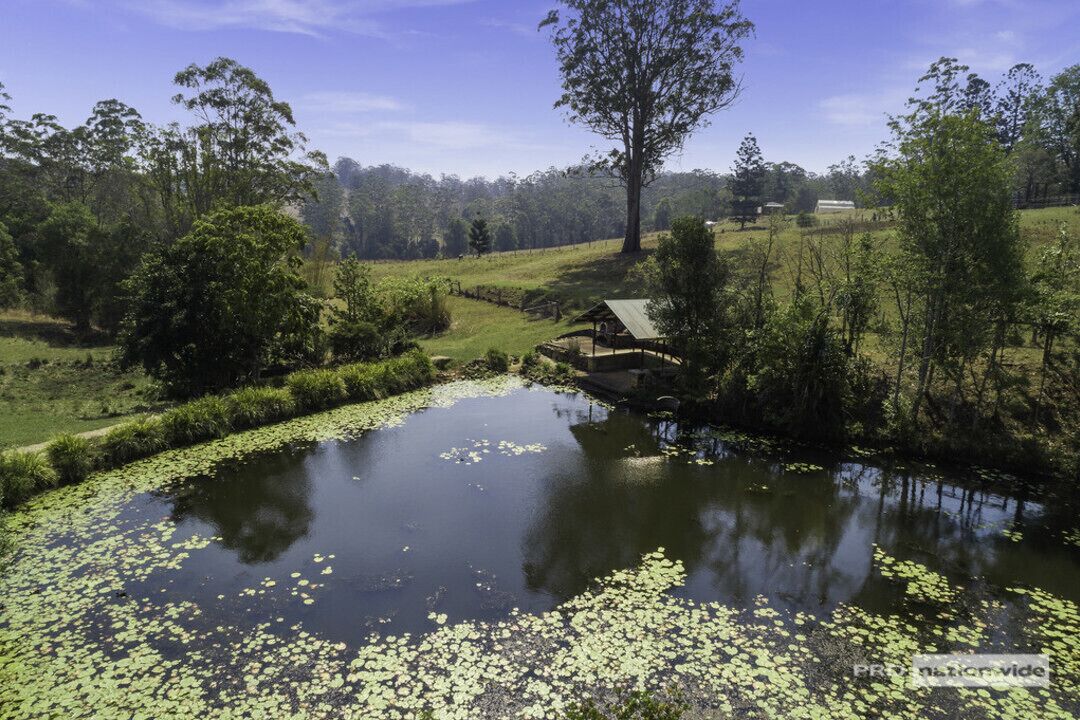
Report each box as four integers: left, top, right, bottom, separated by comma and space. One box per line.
2, 0, 1079, 180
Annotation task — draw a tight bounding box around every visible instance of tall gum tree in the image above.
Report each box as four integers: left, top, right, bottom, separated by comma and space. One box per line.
542, 0, 752, 253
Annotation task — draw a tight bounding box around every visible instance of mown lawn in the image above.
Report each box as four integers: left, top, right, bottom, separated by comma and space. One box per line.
418, 296, 573, 362
0, 312, 161, 449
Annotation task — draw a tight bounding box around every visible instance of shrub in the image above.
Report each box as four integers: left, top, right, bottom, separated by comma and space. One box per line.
796, 211, 817, 228
286, 368, 348, 412
329, 319, 382, 362
160, 395, 233, 446
46, 434, 98, 485
521, 350, 540, 369
99, 418, 167, 467
226, 386, 297, 429
485, 348, 510, 372
118, 205, 322, 397
339, 364, 382, 401
0, 451, 59, 508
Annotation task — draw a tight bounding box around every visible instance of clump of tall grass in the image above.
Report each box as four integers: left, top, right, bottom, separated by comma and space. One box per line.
338, 364, 383, 401
0, 451, 58, 508
46, 434, 98, 485
99, 418, 167, 467
159, 395, 233, 446
226, 386, 296, 429
285, 369, 348, 411
485, 348, 510, 372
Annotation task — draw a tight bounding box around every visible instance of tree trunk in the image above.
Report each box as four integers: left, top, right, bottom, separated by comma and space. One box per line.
622, 170, 643, 253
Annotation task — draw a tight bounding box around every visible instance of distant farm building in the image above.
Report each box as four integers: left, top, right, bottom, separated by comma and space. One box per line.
816, 199, 855, 213
763, 202, 785, 215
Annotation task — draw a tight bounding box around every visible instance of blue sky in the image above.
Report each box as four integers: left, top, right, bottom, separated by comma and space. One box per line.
2, 0, 1079, 179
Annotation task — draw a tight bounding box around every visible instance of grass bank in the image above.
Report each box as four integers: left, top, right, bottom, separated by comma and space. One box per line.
418, 296, 573, 362
0, 311, 161, 448
0, 350, 436, 511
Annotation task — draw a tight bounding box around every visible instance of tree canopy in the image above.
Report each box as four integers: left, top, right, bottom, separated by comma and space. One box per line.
543, 0, 752, 252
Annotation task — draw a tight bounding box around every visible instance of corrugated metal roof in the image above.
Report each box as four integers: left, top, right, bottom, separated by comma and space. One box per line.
573, 299, 663, 340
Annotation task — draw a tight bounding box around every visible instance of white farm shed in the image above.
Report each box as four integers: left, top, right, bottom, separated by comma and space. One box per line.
816, 200, 855, 213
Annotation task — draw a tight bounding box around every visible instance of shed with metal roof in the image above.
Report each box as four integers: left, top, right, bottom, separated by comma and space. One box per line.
572, 299, 664, 341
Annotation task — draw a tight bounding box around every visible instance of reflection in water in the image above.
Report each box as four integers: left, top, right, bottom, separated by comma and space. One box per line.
170, 450, 315, 564
144, 387, 1078, 641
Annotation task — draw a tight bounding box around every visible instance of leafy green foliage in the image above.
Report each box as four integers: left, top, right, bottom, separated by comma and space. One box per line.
873, 89, 1027, 422
45, 434, 98, 485
329, 320, 382, 363
286, 369, 348, 412
543, 0, 752, 252
98, 418, 167, 467
148, 56, 327, 236
484, 347, 510, 372
0, 450, 57, 508
730, 133, 765, 229
468, 217, 491, 256
0, 220, 24, 308
159, 396, 233, 447
640, 217, 731, 393
494, 223, 516, 252
37, 203, 104, 332
738, 299, 853, 440
565, 690, 687, 720
119, 205, 322, 397
443, 218, 468, 256
225, 386, 296, 429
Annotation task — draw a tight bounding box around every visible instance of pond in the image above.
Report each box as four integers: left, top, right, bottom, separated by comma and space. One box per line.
2, 378, 1078, 719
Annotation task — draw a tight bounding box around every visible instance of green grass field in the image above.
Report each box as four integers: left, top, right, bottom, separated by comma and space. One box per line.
378, 207, 1080, 363
0, 312, 161, 449
419, 296, 573, 362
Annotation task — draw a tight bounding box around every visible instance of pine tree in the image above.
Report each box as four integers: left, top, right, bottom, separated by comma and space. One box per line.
730, 134, 765, 229
469, 218, 491, 256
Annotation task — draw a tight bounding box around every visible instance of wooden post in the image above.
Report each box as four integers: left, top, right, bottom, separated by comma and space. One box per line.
592, 320, 596, 357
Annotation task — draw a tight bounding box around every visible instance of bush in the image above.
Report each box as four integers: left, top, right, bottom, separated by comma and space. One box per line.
485, 348, 510, 372
521, 350, 540, 368
329, 319, 382, 362
46, 434, 98, 485
226, 386, 296, 429
159, 396, 233, 446
286, 369, 348, 411
339, 364, 383, 401
99, 418, 167, 467
119, 205, 322, 397
796, 211, 817, 228
0, 451, 59, 508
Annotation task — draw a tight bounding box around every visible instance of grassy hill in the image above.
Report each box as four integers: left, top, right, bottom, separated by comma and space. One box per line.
375, 207, 1080, 362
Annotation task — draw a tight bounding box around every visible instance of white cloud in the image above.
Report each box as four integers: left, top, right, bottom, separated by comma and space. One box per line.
818, 90, 907, 128
303, 91, 405, 113
129, 0, 477, 37
322, 119, 531, 150
480, 17, 537, 38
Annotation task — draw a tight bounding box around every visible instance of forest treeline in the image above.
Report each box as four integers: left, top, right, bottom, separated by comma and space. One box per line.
1, 55, 1077, 318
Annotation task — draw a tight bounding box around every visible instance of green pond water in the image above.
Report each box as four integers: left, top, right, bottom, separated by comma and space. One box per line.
2, 379, 1078, 719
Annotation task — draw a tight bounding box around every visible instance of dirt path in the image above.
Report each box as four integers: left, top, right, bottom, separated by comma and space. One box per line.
18, 422, 126, 453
